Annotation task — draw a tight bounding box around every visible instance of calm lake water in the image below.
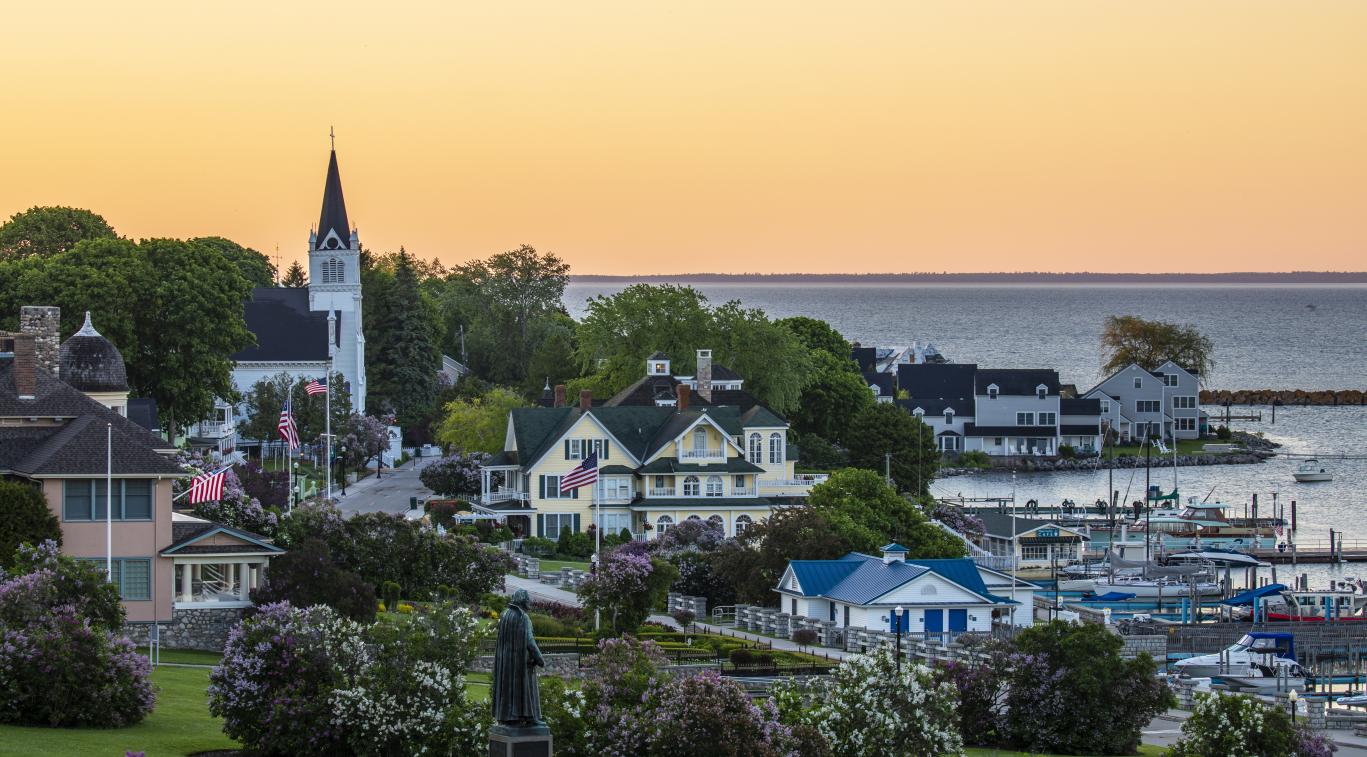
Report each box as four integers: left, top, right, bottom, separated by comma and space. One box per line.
565, 283, 1367, 390
565, 283, 1367, 580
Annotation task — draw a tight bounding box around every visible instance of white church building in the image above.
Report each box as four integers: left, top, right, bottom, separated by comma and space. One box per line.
189, 147, 366, 453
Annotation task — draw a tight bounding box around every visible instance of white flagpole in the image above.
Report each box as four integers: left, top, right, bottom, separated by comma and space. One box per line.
325, 367, 332, 501
593, 458, 601, 632
106, 422, 113, 581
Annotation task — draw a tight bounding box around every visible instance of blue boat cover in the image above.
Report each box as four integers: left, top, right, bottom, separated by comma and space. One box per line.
1091, 591, 1138, 602
1221, 583, 1287, 606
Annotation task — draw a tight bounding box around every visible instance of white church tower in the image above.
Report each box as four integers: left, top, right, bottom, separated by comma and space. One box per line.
307, 146, 366, 413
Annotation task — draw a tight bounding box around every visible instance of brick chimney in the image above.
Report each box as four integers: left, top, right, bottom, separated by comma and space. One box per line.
11, 333, 36, 399
579, 390, 592, 411
696, 349, 713, 402
19, 306, 60, 377
553, 384, 566, 408
676, 383, 690, 411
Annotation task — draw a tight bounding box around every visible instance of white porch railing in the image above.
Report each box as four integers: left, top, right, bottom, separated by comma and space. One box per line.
680, 449, 725, 460
197, 420, 234, 437
478, 490, 529, 505
758, 474, 830, 487
595, 495, 633, 505
648, 488, 677, 497
730, 487, 757, 497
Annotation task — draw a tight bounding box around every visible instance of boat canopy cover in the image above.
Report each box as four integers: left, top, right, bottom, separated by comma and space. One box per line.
1221, 583, 1288, 606
1107, 554, 1208, 577
1091, 592, 1139, 602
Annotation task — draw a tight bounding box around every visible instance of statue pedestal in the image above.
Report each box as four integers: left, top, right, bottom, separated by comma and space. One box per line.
489, 724, 553, 757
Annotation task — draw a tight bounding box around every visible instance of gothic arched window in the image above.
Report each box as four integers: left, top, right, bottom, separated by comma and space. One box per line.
748, 433, 762, 464
735, 514, 753, 534
768, 433, 783, 464
683, 476, 701, 497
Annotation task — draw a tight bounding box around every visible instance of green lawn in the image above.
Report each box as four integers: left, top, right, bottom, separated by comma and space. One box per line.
962, 743, 1164, 748
1107, 439, 1222, 457
537, 558, 591, 573
0, 666, 236, 757
137, 648, 222, 667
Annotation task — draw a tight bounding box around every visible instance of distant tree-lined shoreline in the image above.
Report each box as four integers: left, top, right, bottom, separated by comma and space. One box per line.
570, 271, 1367, 284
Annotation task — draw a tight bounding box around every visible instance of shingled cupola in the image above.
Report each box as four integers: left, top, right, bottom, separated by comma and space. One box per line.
59, 311, 130, 415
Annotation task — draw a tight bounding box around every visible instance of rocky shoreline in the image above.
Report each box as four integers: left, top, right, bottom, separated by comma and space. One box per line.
1202, 388, 1366, 406
940, 432, 1278, 476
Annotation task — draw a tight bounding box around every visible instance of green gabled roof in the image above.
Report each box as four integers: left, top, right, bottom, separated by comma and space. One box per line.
510, 407, 578, 468
636, 458, 765, 474
740, 404, 788, 428
599, 464, 636, 474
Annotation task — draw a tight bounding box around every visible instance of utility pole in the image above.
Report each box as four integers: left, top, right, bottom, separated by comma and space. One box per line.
884, 452, 893, 489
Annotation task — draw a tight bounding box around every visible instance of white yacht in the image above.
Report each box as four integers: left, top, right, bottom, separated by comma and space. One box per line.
1175, 632, 1297, 678
1293, 459, 1332, 483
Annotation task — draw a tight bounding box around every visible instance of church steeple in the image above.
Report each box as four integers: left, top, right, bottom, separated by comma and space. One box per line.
314, 144, 352, 251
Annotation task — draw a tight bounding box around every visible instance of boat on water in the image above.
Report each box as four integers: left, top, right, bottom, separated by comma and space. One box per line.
1220, 657, 1313, 692
1165, 547, 1266, 569
1175, 632, 1297, 678
1138, 501, 1280, 545
1293, 459, 1332, 483
1089, 575, 1223, 598
1265, 588, 1367, 622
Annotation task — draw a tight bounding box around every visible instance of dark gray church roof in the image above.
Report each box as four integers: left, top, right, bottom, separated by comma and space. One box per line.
315, 149, 351, 250
59, 313, 128, 393
233, 288, 330, 362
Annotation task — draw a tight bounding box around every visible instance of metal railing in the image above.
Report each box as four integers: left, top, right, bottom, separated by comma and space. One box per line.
758, 474, 830, 487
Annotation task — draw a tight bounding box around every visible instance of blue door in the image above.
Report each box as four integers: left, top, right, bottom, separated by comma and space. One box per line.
923, 609, 943, 634
949, 609, 968, 632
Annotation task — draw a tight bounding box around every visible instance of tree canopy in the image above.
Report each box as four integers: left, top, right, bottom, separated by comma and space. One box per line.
1100, 315, 1214, 379
777, 316, 851, 362
280, 261, 308, 287
0, 481, 61, 567
574, 284, 813, 413
789, 350, 873, 445
240, 371, 352, 444
709, 507, 854, 606
191, 236, 275, 288
805, 468, 965, 557
435, 387, 530, 454
365, 249, 440, 432
844, 402, 939, 496
0, 206, 116, 259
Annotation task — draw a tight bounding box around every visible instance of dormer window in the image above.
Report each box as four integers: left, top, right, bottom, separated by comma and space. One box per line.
987, 384, 999, 399
1036, 385, 1047, 399
870, 385, 881, 396
944, 409, 954, 422
912, 407, 925, 417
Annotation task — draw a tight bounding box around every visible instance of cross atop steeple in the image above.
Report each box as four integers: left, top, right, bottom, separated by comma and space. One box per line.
313, 143, 352, 251
330, 125, 335, 151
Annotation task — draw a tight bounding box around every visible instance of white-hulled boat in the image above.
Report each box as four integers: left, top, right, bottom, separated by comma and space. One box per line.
1165, 548, 1266, 569
1175, 632, 1297, 678
1090, 575, 1223, 598
1294, 459, 1332, 483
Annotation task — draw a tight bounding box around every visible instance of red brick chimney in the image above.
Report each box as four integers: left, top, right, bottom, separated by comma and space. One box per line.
11, 333, 36, 399
579, 390, 592, 411
553, 384, 566, 408
676, 383, 690, 411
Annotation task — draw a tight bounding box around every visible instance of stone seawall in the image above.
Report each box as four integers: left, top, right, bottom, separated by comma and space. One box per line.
1203, 389, 1366, 406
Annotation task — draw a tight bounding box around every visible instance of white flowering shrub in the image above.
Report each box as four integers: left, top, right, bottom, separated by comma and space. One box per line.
210, 601, 489, 756
1167, 691, 1316, 757
772, 647, 963, 757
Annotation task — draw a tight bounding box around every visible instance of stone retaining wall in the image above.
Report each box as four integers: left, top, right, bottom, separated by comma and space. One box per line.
473, 652, 582, 678
124, 607, 246, 651
1120, 634, 1167, 661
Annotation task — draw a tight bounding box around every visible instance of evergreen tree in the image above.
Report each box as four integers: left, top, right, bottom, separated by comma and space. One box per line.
280, 260, 308, 287
368, 249, 439, 432
844, 403, 940, 496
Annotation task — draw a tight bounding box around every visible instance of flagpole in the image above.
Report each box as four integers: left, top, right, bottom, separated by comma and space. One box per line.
594, 478, 601, 632
325, 366, 333, 501
106, 422, 113, 581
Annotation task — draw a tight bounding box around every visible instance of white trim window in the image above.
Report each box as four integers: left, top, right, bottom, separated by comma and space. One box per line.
705, 475, 723, 497
735, 514, 753, 534
692, 427, 708, 451
656, 515, 674, 534
707, 514, 725, 532
1173, 396, 1198, 410
1163, 373, 1179, 387
987, 384, 999, 399
768, 433, 783, 464
748, 433, 763, 464
599, 511, 632, 535
1133, 377, 1143, 389
1175, 417, 1197, 431
1136, 400, 1161, 414
683, 475, 701, 497
1016, 412, 1035, 426
1038, 412, 1057, 426
543, 513, 576, 536
1100, 400, 1111, 413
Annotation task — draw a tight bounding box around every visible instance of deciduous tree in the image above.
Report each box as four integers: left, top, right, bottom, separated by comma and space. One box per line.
0, 206, 115, 259
435, 387, 530, 454
790, 351, 873, 444
0, 481, 61, 567
1101, 315, 1214, 380
844, 402, 939, 496
806, 468, 965, 557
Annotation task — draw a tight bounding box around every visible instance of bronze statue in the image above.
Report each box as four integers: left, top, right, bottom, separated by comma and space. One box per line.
492, 589, 545, 728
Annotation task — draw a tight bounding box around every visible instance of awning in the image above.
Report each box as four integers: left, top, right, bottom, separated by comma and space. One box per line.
1222, 583, 1287, 607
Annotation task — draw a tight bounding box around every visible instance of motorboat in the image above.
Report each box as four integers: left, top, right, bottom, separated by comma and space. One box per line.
1221, 656, 1313, 692
1090, 575, 1223, 598
1165, 547, 1266, 569
1294, 459, 1332, 483
1138, 501, 1281, 546
1266, 588, 1367, 622
1175, 632, 1297, 678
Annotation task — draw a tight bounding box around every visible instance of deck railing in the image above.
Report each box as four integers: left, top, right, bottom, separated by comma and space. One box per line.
680, 449, 725, 460
648, 487, 677, 497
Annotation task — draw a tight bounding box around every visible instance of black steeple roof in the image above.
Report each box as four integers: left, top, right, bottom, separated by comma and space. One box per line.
315, 149, 351, 250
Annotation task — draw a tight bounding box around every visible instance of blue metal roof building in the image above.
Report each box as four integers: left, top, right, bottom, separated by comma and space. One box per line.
775, 547, 1036, 636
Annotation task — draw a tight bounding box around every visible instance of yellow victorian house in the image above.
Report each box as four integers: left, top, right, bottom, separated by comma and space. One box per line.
476, 352, 826, 539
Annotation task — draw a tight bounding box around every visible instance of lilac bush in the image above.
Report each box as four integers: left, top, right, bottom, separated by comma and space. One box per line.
772, 647, 961, 757
1166, 692, 1303, 757
209, 601, 488, 756
174, 451, 279, 537
577, 546, 677, 633
419, 452, 491, 497
653, 518, 725, 553
275, 497, 347, 549
0, 542, 153, 727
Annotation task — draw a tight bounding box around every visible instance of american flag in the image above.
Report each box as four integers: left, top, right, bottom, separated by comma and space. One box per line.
305, 377, 328, 395
186, 467, 229, 504
278, 399, 301, 449
559, 451, 598, 493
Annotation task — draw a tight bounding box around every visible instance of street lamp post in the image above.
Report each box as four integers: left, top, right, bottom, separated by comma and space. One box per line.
293, 462, 300, 506
1289, 688, 1299, 724
339, 445, 348, 496
894, 605, 905, 676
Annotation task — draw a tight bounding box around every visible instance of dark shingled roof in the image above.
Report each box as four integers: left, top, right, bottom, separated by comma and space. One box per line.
962, 423, 1059, 437
0, 357, 177, 474
126, 398, 159, 433
163, 520, 283, 556
851, 346, 877, 373
864, 372, 894, 397
233, 288, 330, 362
605, 374, 687, 407
897, 363, 977, 400
59, 315, 128, 393
975, 368, 1061, 396
315, 149, 351, 249
1061, 398, 1101, 415
896, 398, 970, 417
709, 364, 742, 381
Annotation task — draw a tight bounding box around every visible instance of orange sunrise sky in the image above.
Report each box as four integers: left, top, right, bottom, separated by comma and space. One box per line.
2, 2, 1364, 275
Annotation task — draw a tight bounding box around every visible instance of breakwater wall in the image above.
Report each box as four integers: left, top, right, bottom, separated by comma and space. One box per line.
1202, 389, 1366, 406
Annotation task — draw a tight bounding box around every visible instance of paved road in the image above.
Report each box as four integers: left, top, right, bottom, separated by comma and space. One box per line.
337, 458, 438, 516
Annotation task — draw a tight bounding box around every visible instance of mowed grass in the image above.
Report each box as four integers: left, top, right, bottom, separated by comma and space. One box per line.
536, 559, 591, 573
966, 747, 1165, 757
0, 665, 236, 757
